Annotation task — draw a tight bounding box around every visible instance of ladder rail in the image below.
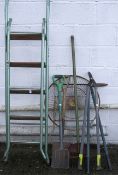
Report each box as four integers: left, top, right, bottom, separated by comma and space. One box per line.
4, 0, 8, 160
4, 18, 12, 160
40, 18, 46, 160
5, 0, 9, 36
45, 0, 50, 163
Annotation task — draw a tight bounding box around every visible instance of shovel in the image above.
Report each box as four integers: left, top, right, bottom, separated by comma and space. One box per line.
51, 75, 69, 169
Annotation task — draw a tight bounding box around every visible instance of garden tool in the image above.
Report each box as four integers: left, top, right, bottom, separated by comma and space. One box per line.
86, 84, 91, 175
78, 85, 90, 172
88, 72, 102, 170
51, 75, 69, 169
88, 72, 112, 171
71, 35, 80, 154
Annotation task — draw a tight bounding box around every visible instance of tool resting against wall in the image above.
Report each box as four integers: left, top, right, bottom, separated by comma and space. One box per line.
51, 75, 69, 169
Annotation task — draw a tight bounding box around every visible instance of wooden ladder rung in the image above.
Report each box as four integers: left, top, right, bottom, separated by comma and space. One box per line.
10, 32, 43, 40
10, 62, 46, 68
10, 87, 45, 94
10, 115, 44, 120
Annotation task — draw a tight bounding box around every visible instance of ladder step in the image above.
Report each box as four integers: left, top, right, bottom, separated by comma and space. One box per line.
10, 62, 46, 68
10, 87, 45, 94
11, 141, 40, 144
10, 32, 43, 40
10, 115, 44, 120
10, 122, 42, 126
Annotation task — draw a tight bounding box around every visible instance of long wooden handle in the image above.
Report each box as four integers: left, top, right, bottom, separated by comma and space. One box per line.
71, 35, 80, 146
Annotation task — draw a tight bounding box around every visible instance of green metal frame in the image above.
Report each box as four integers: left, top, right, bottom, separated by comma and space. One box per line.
45, 0, 50, 163
4, 0, 50, 163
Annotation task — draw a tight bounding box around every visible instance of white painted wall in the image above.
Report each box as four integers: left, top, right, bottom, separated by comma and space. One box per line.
0, 0, 118, 143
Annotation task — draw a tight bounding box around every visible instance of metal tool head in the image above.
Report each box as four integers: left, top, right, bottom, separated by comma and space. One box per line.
95, 83, 108, 87
51, 149, 69, 169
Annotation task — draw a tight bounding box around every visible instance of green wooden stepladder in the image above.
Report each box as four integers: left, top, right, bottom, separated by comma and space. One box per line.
4, 0, 50, 163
